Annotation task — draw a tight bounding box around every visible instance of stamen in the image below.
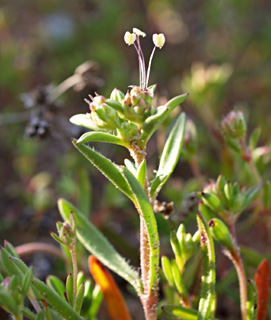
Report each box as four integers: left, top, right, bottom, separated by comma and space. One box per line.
146, 46, 156, 89
136, 36, 146, 88
133, 42, 143, 88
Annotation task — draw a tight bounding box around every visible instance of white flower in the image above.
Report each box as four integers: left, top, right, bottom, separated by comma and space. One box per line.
152, 33, 166, 49
133, 28, 146, 38
124, 32, 136, 45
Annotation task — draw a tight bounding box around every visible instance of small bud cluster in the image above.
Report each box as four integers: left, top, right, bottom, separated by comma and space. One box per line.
51, 212, 77, 249
161, 224, 199, 304
84, 95, 121, 131
221, 110, 246, 140
199, 174, 262, 225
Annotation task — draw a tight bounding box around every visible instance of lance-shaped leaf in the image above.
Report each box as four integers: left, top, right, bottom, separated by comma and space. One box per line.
105, 99, 124, 114
72, 139, 134, 201
150, 113, 186, 198
58, 198, 141, 291
254, 259, 270, 320
137, 159, 147, 188
196, 212, 216, 320
247, 279, 258, 320
33, 278, 83, 320
88, 256, 132, 320
121, 167, 159, 294
138, 93, 188, 148
162, 305, 218, 320
46, 276, 66, 297
70, 114, 102, 131
76, 131, 130, 148
7, 255, 82, 320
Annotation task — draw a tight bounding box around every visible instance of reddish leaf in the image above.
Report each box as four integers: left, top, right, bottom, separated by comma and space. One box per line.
88, 255, 132, 320
254, 259, 270, 320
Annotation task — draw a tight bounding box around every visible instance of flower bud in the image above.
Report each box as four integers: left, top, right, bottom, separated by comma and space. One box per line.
110, 88, 125, 103
208, 218, 236, 252
51, 213, 76, 248
221, 110, 247, 139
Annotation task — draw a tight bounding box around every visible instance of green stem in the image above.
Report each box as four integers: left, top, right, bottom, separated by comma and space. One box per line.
230, 252, 247, 320
70, 245, 78, 306
14, 314, 23, 320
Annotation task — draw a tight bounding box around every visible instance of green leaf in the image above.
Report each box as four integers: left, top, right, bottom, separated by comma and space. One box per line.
21, 307, 36, 320
0, 292, 19, 316
46, 276, 66, 297
150, 113, 186, 198
105, 99, 124, 114
247, 279, 258, 320
171, 259, 187, 300
162, 305, 217, 320
75, 282, 85, 313
70, 114, 101, 131
121, 167, 159, 294
242, 184, 262, 210
138, 93, 189, 148
137, 159, 147, 188
66, 273, 74, 306
124, 159, 137, 177
33, 278, 83, 320
21, 267, 33, 296
196, 212, 216, 320
88, 285, 103, 320
170, 231, 184, 272
76, 131, 129, 148
58, 198, 141, 290
161, 256, 175, 287
72, 139, 134, 201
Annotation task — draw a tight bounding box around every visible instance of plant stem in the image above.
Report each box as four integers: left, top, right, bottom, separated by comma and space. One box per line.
230, 252, 247, 320
70, 245, 78, 306
130, 145, 159, 320
226, 219, 247, 320
14, 314, 23, 320
15, 242, 65, 261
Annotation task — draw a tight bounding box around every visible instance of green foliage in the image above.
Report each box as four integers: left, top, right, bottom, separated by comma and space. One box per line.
58, 198, 141, 290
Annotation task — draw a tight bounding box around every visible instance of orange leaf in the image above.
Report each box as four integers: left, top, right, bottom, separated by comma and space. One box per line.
254, 259, 270, 320
88, 255, 132, 320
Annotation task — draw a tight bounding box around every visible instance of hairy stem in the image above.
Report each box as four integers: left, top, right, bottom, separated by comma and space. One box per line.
70, 245, 78, 306
130, 146, 159, 320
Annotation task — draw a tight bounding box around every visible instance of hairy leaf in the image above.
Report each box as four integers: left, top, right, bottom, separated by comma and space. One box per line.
58, 198, 141, 290
150, 113, 186, 198
72, 139, 134, 200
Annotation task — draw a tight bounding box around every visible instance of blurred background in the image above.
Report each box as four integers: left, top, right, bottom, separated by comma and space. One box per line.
0, 0, 270, 319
